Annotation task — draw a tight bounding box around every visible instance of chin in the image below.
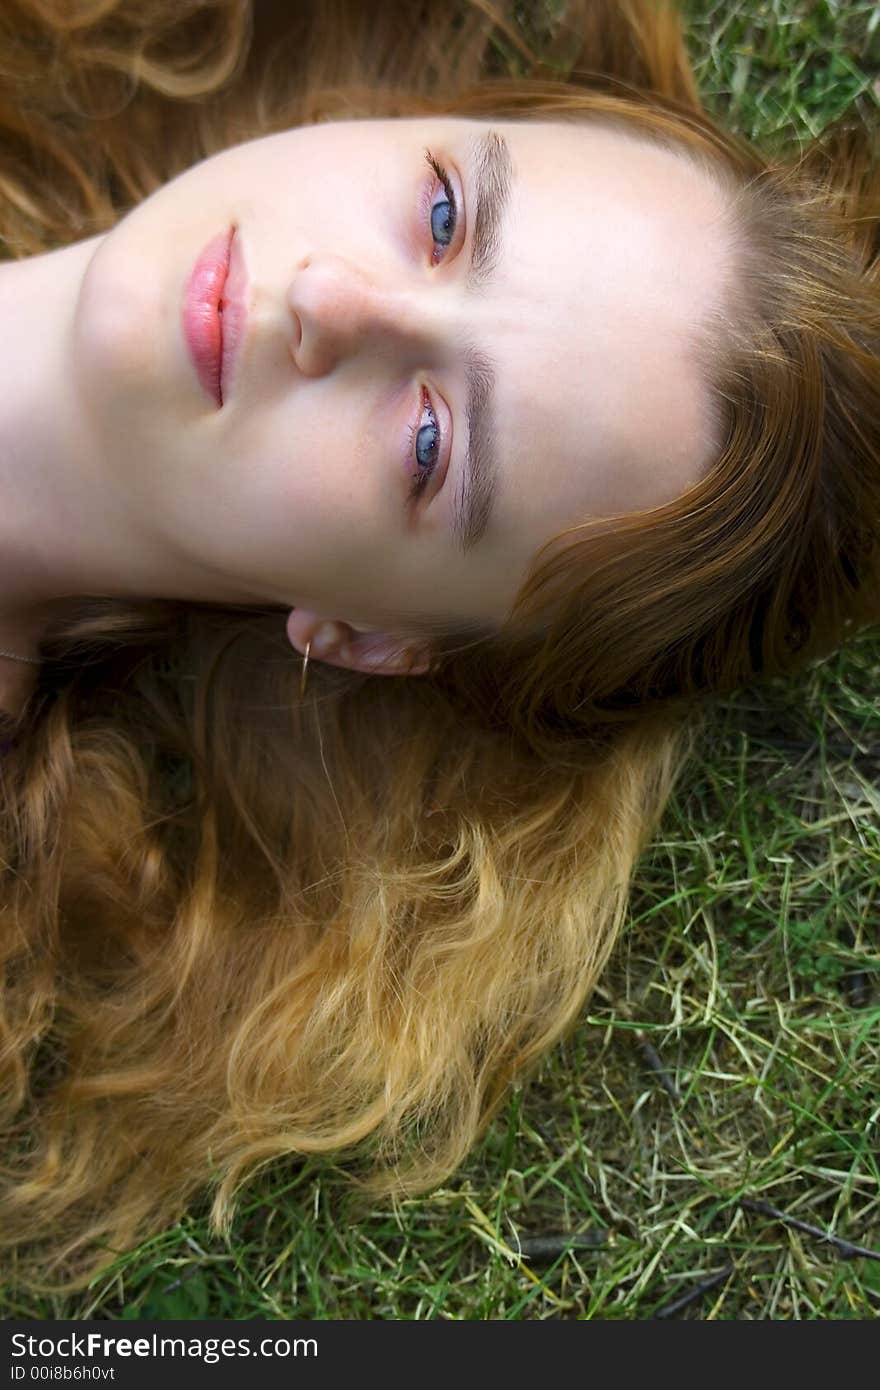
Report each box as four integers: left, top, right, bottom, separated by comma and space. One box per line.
73, 229, 166, 422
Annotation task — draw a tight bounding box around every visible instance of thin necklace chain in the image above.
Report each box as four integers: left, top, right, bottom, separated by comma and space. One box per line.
0, 649, 41, 665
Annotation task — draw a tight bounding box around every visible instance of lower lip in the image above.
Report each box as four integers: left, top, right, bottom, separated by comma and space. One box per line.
182, 228, 234, 408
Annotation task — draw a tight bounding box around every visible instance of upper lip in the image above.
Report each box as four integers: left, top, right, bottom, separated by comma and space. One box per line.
219, 226, 248, 405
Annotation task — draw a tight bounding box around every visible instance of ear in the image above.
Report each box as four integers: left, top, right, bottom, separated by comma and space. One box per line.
285, 608, 431, 677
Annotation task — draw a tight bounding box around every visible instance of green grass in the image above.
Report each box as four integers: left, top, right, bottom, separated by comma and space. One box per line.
2, 0, 879, 1320
682, 0, 879, 137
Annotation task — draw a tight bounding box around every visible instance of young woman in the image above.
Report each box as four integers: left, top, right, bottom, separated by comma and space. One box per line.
0, 0, 877, 1291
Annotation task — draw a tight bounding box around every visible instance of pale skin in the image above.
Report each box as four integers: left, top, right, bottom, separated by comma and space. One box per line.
0, 116, 731, 714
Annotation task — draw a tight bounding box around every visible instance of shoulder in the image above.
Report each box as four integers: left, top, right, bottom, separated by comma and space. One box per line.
0, 663, 36, 722
0, 699, 21, 748
0, 716, 16, 756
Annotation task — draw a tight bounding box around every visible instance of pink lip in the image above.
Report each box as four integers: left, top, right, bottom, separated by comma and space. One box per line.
182, 227, 247, 408
219, 227, 248, 404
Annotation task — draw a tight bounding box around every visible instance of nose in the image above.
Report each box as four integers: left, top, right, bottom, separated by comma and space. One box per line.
287, 251, 452, 378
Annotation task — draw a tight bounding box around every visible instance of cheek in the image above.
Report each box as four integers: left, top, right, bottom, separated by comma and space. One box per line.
231, 396, 389, 548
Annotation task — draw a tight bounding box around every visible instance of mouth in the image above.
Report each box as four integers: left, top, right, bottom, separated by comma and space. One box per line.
182, 226, 247, 408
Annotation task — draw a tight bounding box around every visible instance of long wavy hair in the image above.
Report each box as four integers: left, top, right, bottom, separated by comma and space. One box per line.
1, 0, 878, 1292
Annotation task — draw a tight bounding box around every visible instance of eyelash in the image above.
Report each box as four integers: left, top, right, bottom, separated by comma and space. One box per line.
406, 151, 459, 505
405, 387, 442, 504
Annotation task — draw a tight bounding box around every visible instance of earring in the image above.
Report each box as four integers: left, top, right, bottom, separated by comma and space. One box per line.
300, 638, 311, 698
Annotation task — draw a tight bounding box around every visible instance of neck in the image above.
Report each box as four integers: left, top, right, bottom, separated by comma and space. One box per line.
0, 236, 125, 658
0, 238, 102, 619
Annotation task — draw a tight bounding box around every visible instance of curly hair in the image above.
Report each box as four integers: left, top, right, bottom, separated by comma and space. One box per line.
0, 0, 878, 1291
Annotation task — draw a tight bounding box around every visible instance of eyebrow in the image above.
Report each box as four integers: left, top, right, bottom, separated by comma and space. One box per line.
452, 129, 515, 555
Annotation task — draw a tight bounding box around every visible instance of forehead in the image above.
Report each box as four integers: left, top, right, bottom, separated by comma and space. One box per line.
430, 115, 730, 568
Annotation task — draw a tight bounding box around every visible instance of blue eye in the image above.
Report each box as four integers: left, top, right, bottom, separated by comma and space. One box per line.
405, 152, 458, 505
406, 385, 442, 504
420, 150, 459, 264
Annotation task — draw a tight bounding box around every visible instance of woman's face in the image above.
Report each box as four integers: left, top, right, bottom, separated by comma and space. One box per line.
74, 115, 728, 653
